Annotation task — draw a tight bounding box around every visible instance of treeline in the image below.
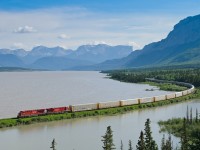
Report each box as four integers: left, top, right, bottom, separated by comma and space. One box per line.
106, 69, 200, 87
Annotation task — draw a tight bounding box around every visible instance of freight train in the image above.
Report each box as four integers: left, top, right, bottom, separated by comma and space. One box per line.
17, 79, 195, 118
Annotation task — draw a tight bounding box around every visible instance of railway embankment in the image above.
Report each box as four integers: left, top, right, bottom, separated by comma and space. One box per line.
0, 80, 199, 129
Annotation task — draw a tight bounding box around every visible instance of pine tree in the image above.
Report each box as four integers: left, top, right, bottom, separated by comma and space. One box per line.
189, 130, 200, 150
128, 140, 133, 150
120, 140, 123, 150
161, 134, 173, 150
195, 108, 198, 123
101, 126, 116, 150
144, 118, 158, 150
136, 131, 146, 150
190, 108, 193, 124
165, 134, 173, 150
186, 106, 189, 123
50, 138, 56, 150
180, 118, 188, 150
161, 135, 166, 150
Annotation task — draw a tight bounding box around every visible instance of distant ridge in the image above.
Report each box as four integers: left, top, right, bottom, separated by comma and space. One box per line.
0, 44, 132, 70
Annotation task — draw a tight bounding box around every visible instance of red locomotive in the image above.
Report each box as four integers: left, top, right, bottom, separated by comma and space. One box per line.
18, 109, 46, 117
46, 107, 71, 114
17, 107, 71, 118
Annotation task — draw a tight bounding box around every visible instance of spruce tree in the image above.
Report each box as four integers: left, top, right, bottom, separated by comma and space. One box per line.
161, 135, 166, 150
189, 130, 200, 150
161, 134, 173, 150
50, 138, 56, 150
186, 106, 189, 123
128, 140, 133, 150
190, 108, 193, 124
120, 140, 123, 150
101, 126, 116, 150
144, 118, 158, 150
165, 134, 173, 150
136, 131, 146, 150
195, 108, 198, 123
180, 118, 188, 150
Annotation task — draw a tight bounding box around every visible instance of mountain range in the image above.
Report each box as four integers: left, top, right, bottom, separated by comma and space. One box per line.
1, 14, 200, 70
0, 44, 133, 70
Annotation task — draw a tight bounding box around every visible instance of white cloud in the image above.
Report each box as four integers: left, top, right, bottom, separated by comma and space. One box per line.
58, 34, 70, 39
91, 41, 109, 45
12, 42, 25, 49
128, 41, 142, 50
14, 26, 37, 33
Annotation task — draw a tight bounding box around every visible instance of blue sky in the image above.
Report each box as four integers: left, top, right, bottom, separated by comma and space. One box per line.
0, 0, 200, 50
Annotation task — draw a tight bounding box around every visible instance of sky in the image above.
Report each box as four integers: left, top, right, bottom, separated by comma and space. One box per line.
0, 0, 200, 50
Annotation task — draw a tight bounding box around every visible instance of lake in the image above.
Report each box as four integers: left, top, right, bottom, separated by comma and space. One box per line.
0, 71, 171, 118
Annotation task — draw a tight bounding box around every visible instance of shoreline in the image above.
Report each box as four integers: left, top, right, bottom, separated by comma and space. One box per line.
0, 88, 199, 129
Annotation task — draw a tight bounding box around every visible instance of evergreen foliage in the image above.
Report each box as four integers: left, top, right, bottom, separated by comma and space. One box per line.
128, 140, 133, 150
50, 138, 56, 150
180, 118, 188, 150
195, 108, 198, 123
161, 135, 166, 150
107, 68, 200, 87
144, 119, 158, 150
136, 131, 146, 150
101, 126, 116, 150
161, 134, 173, 150
120, 140, 123, 150
186, 106, 189, 123
190, 108, 192, 124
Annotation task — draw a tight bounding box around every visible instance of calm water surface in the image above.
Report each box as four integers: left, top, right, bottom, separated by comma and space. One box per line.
0, 71, 171, 118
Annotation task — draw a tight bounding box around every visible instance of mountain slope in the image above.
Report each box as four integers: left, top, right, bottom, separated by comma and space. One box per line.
124, 14, 200, 67
0, 49, 28, 57
0, 54, 24, 67
29, 56, 95, 70
23, 46, 73, 64
66, 44, 133, 63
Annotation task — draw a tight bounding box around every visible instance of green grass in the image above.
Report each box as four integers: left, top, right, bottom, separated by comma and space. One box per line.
158, 118, 200, 138
0, 89, 200, 129
142, 81, 188, 91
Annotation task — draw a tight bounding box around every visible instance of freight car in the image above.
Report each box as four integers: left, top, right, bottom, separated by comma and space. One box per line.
154, 95, 166, 101
166, 93, 176, 100
70, 103, 98, 112
139, 97, 154, 104
98, 101, 120, 109
175, 92, 183, 98
120, 99, 138, 106
17, 79, 195, 118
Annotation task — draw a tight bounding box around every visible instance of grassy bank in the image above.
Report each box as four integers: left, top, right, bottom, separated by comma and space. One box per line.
0, 89, 200, 129
158, 112, 200, 149
142, 81, 188, 91
158, 118, 200, 137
